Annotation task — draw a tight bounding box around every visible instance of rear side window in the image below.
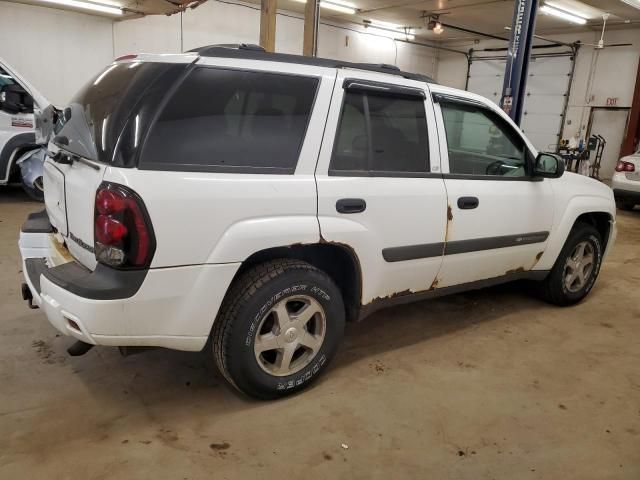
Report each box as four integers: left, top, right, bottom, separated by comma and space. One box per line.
60, 62, 179, 165
140, 68, 318, 173
330, 90, 429, 175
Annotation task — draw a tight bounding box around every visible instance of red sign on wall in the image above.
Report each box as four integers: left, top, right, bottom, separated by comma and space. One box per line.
606, 97, 618, 106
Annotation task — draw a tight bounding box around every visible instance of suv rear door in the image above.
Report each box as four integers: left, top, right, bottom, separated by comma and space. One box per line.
315, 71, 447, 305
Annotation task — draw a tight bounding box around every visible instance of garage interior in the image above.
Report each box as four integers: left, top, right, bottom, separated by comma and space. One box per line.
1, 0, 640, 477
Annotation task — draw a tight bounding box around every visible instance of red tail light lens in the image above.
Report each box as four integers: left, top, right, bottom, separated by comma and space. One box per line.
94, 183, 155, 269
616, 161, 636, 172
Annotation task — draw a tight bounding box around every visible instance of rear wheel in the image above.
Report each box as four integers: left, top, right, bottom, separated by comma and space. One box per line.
538, 223, 603, 306
212, 259, 345, 399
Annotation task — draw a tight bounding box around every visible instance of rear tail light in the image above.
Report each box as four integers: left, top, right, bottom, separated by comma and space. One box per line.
615, 161, 636, 172
94, 182, 155, 268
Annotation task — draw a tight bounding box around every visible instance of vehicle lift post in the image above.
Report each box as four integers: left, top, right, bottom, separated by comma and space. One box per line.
500, 0, 539, 126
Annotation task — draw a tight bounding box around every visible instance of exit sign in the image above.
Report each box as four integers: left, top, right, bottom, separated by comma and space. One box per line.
606, 97, 619, 106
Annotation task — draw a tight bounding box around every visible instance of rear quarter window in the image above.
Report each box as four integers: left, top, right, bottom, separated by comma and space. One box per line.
139, 67, 319, 174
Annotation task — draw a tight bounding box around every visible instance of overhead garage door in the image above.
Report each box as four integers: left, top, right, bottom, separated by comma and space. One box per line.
467, 54, 573, 152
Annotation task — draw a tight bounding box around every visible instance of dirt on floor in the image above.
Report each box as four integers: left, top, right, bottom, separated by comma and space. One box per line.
1, 185, 639, 479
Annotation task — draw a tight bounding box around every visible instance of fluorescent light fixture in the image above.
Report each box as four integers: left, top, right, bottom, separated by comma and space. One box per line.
364, 22, 415, 40
34, 0, 123, 15
621, 0, 640, 10
320, 0, 356, 14
540, 4, 587, 24
545, 0, 600, 18
87, 0, 122, 6
291, 0, 356, 14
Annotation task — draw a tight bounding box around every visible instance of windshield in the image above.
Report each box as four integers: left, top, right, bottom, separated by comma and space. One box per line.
56, 61, 178, 163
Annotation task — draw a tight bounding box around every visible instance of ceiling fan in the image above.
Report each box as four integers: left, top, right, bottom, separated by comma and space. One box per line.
582, 13, 633, 49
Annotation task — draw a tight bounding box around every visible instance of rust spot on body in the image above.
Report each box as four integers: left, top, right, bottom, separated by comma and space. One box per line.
535, 251, 544, 261
429, 277, 439, 290
445, 204, 453, 242
505, 267, 526, 275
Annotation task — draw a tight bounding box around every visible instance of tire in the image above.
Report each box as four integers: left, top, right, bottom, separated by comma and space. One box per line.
21, 175, 44, 202
538, 223, 603, 306
615, 198, 635, 211
212, 259, 345, 399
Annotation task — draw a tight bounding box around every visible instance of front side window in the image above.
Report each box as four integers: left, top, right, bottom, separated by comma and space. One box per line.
331, 90, 429, 175
441, 102, 527, 177
140, 68, 318, 173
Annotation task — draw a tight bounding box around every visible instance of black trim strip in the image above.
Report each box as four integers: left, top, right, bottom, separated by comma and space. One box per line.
445, 231, 549, 255
382, 231, 549, 262
383, 243, 445, 262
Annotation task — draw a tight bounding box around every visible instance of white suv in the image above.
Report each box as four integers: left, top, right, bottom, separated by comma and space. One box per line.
19, 45, 617, 399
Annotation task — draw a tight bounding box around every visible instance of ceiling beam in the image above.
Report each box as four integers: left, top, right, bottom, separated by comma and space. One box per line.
303, 0, 320, 56
260, 0, 277, 52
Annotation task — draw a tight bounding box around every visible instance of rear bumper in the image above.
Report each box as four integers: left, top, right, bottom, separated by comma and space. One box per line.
20, 214, 240, 351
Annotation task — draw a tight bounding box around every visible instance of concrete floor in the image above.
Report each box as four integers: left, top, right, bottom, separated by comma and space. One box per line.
1, 185, 639, 479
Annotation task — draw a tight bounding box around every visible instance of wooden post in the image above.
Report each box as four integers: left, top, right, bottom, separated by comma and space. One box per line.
260, 0, 277, 52
303, 0, 319, 57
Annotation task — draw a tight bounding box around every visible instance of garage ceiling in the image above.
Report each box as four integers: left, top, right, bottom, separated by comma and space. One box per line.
8, 0, 640, 40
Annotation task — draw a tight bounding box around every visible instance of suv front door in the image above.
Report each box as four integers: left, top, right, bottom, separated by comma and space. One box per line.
432, 89, 554, 287
315, 72, 447, 306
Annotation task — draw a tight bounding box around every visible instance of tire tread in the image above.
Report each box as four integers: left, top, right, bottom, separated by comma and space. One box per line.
212, 259, 321, 393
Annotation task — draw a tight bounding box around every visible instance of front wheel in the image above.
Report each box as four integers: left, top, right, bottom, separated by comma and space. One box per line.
212, 259, 345, 399
538, 223, 603, 306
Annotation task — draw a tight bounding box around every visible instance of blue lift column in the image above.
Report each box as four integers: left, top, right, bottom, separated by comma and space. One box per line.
500, 0, 539, 125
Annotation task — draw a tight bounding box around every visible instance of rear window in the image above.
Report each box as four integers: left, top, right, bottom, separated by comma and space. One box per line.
139, 67, 319, 174
57, 62, 180, 164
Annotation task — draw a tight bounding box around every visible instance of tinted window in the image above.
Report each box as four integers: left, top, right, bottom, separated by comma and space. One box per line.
441, 103, 526, 177
140, 68, 318, 173
59, 62, 179, 165
331, 91, 429, 174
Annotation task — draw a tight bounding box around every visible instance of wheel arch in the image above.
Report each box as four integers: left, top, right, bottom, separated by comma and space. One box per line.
234, 243, 363, 323
0, 132, 37, 183
573, 211, 613, 252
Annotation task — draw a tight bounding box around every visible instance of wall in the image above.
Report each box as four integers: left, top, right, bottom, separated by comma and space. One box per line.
0, 1, 114, 106
436, 29, 640, 142
113, 0, 438, 78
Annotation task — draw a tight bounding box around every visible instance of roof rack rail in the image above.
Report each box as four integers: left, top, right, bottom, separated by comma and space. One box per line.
190, 44, 435, 84
188, 43, 265, 54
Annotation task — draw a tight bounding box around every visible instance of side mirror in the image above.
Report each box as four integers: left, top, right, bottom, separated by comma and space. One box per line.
0, 84, 33, 114
534, 152, 565, 179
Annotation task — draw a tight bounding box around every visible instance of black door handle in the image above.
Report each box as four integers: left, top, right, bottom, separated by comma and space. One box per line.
457, 196, 479, 210
336, 198, 366, 214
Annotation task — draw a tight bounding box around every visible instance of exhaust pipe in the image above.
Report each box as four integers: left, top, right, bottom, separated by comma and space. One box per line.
67, 341, 94, 356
